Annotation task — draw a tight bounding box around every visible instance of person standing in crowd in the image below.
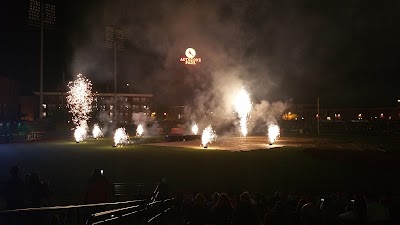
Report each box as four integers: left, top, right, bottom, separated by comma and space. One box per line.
211, 193, 233, 225
85, 169, 111, 204
233, 192, 259, 225
4, 166, 25, 209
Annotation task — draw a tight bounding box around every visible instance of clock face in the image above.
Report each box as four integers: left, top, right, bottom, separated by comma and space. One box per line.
185, 48, 196, 59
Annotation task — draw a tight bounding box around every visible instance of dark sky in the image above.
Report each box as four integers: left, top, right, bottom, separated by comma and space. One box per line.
0, 0, 399, 107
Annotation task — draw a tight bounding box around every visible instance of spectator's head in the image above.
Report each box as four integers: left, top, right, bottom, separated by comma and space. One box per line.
216, 193, 232, 208
297, 199, 307, 214
273, 201, 285, 214
320, 196, 332, 211
364, 192, 379, 203
212, 192, 220, 202
92, 169, 103, 178
30, 172, 40, 184
301, 203, 319, 225
240, 192, 251, 203
10, 165, 19, 177
353, 194, 367, 219
194, 193, 206, 206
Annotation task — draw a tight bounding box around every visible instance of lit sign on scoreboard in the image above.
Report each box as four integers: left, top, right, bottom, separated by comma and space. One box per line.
180, 48, 202, 65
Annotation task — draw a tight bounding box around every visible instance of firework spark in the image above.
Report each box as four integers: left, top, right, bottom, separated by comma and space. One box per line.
234, 87, 252, 137
201, 125, 217, 148
136, 124, 144, 137
92, 124, 103, 139
74, 122, 88, 143
191, 123, 199, 135
66, 74, 93, 142
268, 124, 280, 144
114, 127, 129, 147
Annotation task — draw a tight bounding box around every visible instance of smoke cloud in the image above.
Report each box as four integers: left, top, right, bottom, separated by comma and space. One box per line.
69, 0, 301, 134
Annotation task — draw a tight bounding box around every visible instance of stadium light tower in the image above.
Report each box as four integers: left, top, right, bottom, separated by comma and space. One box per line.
105, 26, 125, 117
28, 0, 56, 119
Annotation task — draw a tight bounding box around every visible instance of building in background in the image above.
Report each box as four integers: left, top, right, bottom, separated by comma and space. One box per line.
32, 92, 153, 122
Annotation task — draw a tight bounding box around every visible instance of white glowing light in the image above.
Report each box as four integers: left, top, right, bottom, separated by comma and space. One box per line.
66, 74, 93, 142
136, 124, 144, 137
201, 125, 217, 148
92, 124, 103, 139
114, 127, 129, 147
268, 124, 280, 144
234, 87, 252, 137
74, 122, 88, 143
191, 124, 199, 135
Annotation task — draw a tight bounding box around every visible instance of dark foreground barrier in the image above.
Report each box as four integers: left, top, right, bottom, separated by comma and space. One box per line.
0, 182, 175, 225
0, 200, 145, 225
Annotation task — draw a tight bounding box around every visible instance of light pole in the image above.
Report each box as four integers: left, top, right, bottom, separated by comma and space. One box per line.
28, 0, 56, 119
105, 26, 124, 118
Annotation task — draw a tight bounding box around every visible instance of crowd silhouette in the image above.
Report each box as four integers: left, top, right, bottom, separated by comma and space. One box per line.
178, 191, 398, 225
1, 166, 399, 225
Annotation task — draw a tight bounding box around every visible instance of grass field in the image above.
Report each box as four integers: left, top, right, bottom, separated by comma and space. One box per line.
0, 135, 399, 205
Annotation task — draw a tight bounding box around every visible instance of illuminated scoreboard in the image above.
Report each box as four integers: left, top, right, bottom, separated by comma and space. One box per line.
180, 48, 202, 65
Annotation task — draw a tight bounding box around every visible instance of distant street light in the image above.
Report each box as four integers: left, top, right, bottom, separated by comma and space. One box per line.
28, 0, 56, 119
126, 83, 132, 93
105, 26, 125, 117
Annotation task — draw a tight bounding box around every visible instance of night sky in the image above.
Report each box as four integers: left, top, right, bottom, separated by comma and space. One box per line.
0, 0, 399, 107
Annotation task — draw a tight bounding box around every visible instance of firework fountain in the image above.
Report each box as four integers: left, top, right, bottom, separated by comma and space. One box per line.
191, 123, 199, 135
234, 87, 252, 137
113, 128, 130, 147
268, 124, 280, 145
74, 122, 88, 143
92, 124, 103, 139
66, 74, 93, 143
136, 124, 144, 137
201, 125, 217, 148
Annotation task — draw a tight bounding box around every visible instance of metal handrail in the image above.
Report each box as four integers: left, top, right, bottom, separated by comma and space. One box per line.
147, 206, 173, 224
0, 199, 145, 214
86, 197, 176, 225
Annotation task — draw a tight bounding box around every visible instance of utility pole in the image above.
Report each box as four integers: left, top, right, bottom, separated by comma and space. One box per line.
39, 0, 44, 119
105, 26, 124, 120
317, 97, 320, 135
61, 72, 65, 109
28, 0, 56, 119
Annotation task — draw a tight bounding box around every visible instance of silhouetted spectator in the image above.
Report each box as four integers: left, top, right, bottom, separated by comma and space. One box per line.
187, 193, 210, 225
301, 203, 321, 225
4, 166, 25, 209
296, 199, 307, 220
26, 172, 47, 208
211, 193, 233, 225
207, 192, 219, 209
319, 197, 339, 225
85, 169, 111, 204
338, 195, 366, 225
265, 201, 287, 225
233, 192, 259, 225
365, 193, 389, 224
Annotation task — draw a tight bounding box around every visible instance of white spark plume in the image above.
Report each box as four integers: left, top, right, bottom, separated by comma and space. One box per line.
92, 124, 103, 139
268, 124, 280, 144
74, 122, 88, 142
136, 124, 144, 137
201, 125, 217, 147
66, 74, 93, 142
114, 127, 129, 147
234, 87, 252, 137
191, 123, 199, 135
